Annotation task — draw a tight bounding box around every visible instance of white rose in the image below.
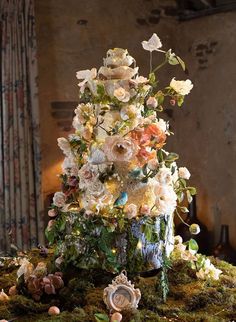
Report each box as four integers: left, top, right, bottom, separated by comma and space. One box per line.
170, 78, 193, 96
147, 158, 159, 170
125, 204, 138, 219
178, 167, 191, 180
154, 184, 177, 216
209, 266, 222, 280
78, 163, 99, 189
89, 148, 106, 164
114, 87, 130, 102
120, 104, 141, 121
156, 167, 172, 185
62, 155, 79, 176
156, 119, 168, 133
57, 138, 71, 156
146, 96, 158, 108
87, 180, 105, 197
53, 192, 66, 208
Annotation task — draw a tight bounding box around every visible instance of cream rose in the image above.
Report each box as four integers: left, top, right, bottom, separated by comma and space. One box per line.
170, 78, 193, 96
178, 167, 191, 180
103, 135, 138, 162
154, 184, 177, 216
78, 163, 99, 189
114, 87, 130, 102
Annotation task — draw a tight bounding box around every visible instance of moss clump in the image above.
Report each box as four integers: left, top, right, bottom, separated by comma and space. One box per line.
0, 250, 236, 321
9, 295, 50, 314
0, 303, 12, 320
84, 288, 105, 307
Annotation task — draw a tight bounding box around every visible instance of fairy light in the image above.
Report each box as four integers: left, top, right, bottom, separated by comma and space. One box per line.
137, 240, 142, 250
112, 248, 117, 254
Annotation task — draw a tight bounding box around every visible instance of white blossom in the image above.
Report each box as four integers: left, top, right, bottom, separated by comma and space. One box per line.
57, 138, 71, 156
179, 167, 191, 180
156, 167, 173, 185
146, 96, 158, 108
154, 184, 177, 216
142, 33, 163, 52
76, 68, 97, 91
170, 78, 193, 96
89, 148, 106, 164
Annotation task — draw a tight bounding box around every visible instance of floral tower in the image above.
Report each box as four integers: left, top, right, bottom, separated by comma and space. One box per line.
46, 34, 196, 280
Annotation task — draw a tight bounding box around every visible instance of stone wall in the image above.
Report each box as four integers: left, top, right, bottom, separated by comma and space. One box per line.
35, 0, 236, 248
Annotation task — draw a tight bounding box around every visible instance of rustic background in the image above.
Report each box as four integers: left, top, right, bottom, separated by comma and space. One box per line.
34, 0, 236, 249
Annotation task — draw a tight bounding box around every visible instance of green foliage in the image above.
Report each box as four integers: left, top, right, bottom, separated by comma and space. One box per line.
188, 239, 199, 253
141, 217, 159, 243
94, 313, 109, 322
166, 49, 186, 71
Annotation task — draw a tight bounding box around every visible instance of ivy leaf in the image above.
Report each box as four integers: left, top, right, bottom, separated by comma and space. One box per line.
45, 228, 55, 245
94, 313, 109, 322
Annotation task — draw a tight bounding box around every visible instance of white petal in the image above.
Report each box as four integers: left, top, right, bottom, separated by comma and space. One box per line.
142, 33, 162, 52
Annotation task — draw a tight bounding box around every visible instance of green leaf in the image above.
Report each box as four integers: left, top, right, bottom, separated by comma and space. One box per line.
188, 238, 199, 253
45, 228, 55, 245
149, 72, 156, 84
94, 313, 109, 322
177, 95, 184, 107
188, 187, 197, 195
176, 55, 186, 71
157, 149, 164, 163
143, 224, 152, 241
165, 152, 179, 162
97, 84, 105, 97
166, 49, 185, 71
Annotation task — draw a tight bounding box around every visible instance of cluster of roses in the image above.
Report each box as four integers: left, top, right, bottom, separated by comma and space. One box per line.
48, 34, 195, 226
173, 236, 222, 281
16, 259, 64, 301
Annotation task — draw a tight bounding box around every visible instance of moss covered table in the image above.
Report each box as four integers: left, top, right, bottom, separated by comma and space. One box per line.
0, 250, 235, 322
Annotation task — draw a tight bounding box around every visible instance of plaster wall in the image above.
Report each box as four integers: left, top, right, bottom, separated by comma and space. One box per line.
35, 0, 236, 248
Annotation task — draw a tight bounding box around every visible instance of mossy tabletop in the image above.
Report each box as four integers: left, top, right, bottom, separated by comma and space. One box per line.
0, 249, 235, 322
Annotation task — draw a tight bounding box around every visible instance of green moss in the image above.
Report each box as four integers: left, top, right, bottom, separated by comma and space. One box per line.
0, 303, 12, 320
9, 295, 50, 314
1, 250, 236, 321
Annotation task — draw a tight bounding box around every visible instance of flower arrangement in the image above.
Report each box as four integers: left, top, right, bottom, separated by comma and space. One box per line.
45, 34, 220, 298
